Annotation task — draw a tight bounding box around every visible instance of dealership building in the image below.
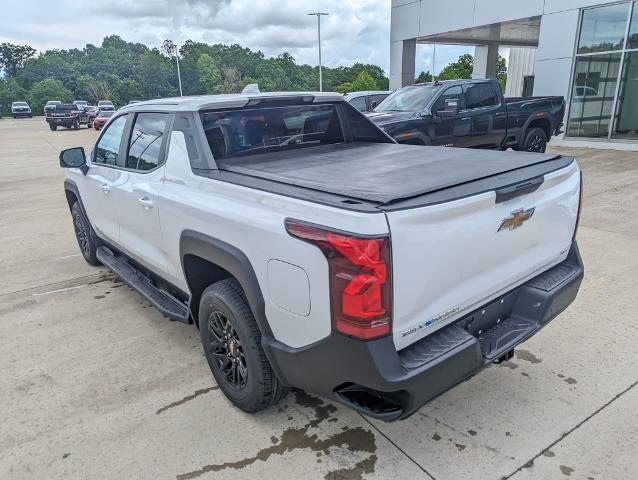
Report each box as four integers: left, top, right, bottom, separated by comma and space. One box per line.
390, 0, 638, 149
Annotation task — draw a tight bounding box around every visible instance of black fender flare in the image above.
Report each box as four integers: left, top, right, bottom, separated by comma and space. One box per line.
179, 230, 274, 339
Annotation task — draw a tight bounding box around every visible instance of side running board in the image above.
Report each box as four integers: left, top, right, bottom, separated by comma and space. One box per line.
96, 247, 190, 324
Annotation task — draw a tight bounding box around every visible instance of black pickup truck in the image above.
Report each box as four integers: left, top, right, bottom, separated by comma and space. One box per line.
367, 79, 565, 153
46, 103, 90, 131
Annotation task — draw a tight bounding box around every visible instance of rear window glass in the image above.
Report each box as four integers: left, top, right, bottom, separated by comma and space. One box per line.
200, 104, 345, 160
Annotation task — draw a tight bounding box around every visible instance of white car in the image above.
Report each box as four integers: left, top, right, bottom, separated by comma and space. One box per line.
59, 92, 584, 420
11, 101, 32, 118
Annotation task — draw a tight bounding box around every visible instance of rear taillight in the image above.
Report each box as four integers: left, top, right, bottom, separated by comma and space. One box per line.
573, 171, 583, 241
285, 219, 392, 340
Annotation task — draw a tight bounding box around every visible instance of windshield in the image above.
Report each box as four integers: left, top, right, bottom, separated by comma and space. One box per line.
74, 101, 88, 106
98, 111, 114, 118
46, 101, 61, 105
374, 85, 441, 113
13, 102, 28, 107
99, 101, 113, 106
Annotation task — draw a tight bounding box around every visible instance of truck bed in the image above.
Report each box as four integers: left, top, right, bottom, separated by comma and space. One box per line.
216, 142, 574, 206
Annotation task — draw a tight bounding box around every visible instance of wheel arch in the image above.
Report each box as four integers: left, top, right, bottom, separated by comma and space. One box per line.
525, 117, 551, 142
179, 231, 273, 339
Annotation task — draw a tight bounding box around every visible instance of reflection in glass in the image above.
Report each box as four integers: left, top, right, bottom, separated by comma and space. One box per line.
578, 3, 629, 54
628, 2, 638, 49
567, 53, 621, 138
613, 52, 638, 139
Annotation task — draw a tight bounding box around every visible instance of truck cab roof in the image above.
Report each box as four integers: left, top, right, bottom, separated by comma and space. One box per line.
119, 92, 346, 113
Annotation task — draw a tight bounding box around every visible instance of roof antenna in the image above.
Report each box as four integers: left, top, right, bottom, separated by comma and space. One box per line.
242, 83, 260, 94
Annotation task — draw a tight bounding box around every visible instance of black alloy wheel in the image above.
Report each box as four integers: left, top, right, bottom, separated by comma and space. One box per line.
206, 310, 248, 389
71, 202, 100, 265
524, 127, 548, 153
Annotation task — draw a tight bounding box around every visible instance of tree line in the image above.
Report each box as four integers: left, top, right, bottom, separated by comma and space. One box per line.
0, 36, 389, 115
0, 37, 508, 116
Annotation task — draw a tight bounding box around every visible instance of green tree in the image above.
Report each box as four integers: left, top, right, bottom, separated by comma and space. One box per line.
27, 78, 72, 113
0, 43, 36, 77
415, 71, 433, 83
197, 53, 221, 93
216, 66, 242, 94
335, 71, 378, 93
0, 78, 27, 115
436, 54, 508, 88
437, 54, 474, 80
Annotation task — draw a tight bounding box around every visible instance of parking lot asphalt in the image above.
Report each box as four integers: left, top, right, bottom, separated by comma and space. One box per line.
1, 117, 637, 480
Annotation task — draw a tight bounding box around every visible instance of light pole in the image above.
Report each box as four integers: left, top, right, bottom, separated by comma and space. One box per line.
175, 50, 183, 97
308, 12, 329, 92
163, 39, 183, 96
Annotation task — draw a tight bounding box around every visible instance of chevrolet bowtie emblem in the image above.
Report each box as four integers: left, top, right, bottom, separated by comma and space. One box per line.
498, 208, 535, 232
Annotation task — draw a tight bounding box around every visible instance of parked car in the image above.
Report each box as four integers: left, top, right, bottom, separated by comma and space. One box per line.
345, 90, 391, 112
59, 92, 583, 421
367, 79, 565, 153
44, 100, 62, 116
11, 101, 32, 118
73, 100, 89, 110
92, 110, 114, 130
46, 103, 90, 130
84, 106, 100, 127
97, 100, 115, 112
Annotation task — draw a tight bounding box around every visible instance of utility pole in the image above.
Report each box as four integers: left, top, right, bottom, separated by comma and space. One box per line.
308, 12, 329, 91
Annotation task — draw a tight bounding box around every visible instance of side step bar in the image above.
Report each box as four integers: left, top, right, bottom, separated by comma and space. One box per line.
96, 247, 190, 324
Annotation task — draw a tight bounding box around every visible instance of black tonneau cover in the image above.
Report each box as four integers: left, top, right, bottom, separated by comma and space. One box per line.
217, 143, 565, 205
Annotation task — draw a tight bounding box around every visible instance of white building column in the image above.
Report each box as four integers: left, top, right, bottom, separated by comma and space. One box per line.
472, 44, 499, 79
390, 39, 416, 89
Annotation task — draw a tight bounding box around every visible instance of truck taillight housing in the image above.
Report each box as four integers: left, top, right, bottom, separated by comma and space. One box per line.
285, 219, 392, 340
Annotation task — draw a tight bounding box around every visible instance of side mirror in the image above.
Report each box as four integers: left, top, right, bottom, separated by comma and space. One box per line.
370, 100, 378, 109
60, 147, 88, 174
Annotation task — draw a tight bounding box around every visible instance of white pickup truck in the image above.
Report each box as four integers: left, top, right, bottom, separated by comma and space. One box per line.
59, 92, 584, 421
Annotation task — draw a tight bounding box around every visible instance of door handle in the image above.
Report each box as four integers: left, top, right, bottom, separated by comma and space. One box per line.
461, 117, 471, 121
101, 183, 110, 194
138, 196, 154, 209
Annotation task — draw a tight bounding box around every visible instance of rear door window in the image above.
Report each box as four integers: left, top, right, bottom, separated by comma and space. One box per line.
94, 115, 128, 166
464, 82, 498, 109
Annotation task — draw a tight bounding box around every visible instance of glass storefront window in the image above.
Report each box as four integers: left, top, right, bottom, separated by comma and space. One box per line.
612, 52, 638, 138
578, 3, 630, 54
568, 53, 622, 138
628, 2, 638, 49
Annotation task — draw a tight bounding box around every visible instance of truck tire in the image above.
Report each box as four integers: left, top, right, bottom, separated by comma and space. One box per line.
71, 202, 100, 266
522, 127, 548, 153
49, 124, 57, 131
199, 278, 288, 412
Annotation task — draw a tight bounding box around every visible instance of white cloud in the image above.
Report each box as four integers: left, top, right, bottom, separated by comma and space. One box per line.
0, 0, 490, 76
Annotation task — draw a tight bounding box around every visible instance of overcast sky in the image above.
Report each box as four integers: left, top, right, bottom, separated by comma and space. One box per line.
0, 0, 476, 75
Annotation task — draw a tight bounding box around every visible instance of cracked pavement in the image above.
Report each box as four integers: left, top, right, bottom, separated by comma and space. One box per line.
1, 119, 637, 479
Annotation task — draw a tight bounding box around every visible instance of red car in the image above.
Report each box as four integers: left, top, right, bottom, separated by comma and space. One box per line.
92, 110, 114, 130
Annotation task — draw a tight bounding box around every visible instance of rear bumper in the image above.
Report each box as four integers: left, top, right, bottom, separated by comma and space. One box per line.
267, 241, 584, 421
47, 118, 75, 126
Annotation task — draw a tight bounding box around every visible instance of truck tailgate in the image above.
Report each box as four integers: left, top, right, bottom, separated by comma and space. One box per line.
387, 160, 581, 351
